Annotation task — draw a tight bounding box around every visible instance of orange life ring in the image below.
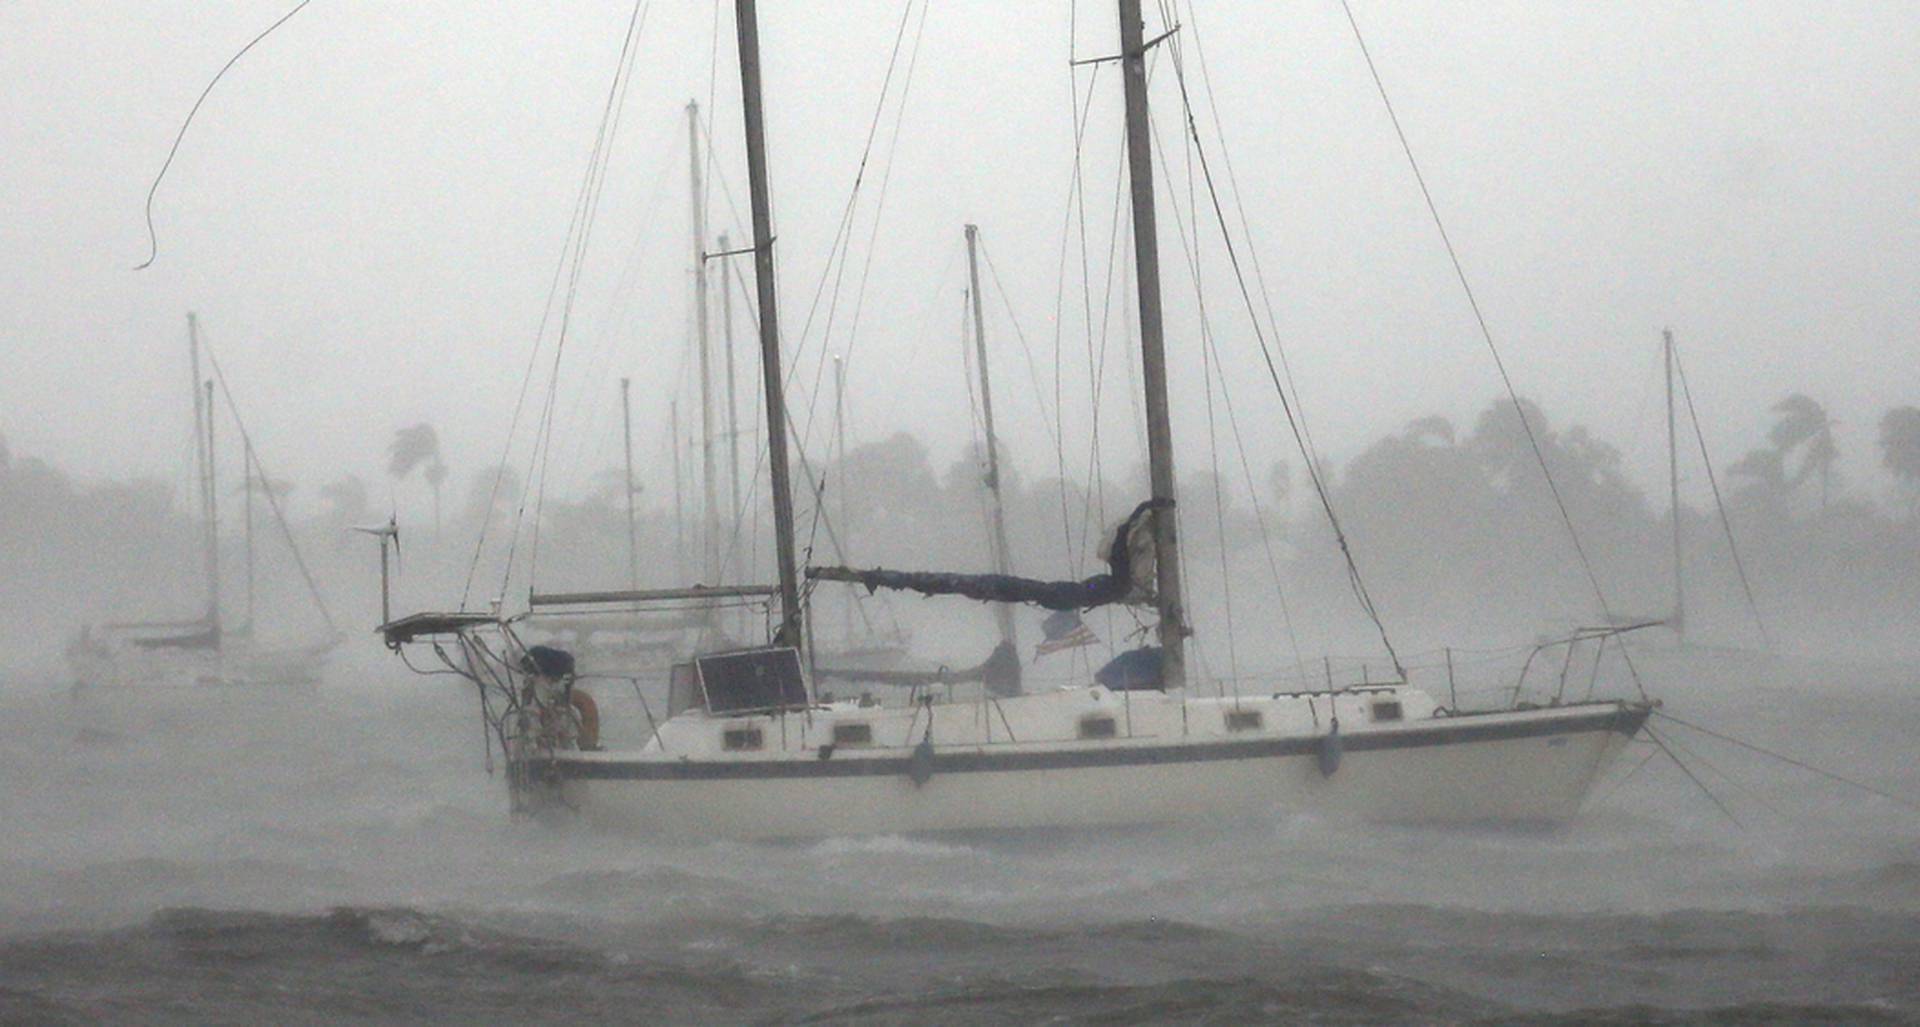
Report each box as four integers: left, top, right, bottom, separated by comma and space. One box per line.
569, 689, 600, 751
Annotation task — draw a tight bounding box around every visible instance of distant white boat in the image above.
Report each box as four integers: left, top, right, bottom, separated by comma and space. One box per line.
67, 623, 331, 692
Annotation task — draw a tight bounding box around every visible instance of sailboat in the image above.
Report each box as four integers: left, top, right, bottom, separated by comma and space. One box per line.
68, 313, 340, 692
375, 0, 1650, 839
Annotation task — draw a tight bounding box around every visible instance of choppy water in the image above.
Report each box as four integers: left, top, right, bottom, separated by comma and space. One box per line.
2, 647, 1917, 1024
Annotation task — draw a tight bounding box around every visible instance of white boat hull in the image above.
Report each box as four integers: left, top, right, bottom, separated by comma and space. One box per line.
537, 701, 1646, 841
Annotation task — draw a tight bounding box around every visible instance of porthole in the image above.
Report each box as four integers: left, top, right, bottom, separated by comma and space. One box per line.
1078, 716, 1118, 739
722, 727, 765, 751
1226, 710, 1263, 732
1371, 700, 1403, 723
831, 722, 873, 747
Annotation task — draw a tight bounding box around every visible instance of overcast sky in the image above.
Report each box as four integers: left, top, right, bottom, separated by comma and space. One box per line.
3, 1, 1916, 518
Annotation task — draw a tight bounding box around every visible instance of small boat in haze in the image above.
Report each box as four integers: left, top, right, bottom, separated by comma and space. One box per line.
68, 313, 340, 692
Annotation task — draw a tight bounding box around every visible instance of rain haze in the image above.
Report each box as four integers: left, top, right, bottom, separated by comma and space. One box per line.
2, 2, 1918, 1023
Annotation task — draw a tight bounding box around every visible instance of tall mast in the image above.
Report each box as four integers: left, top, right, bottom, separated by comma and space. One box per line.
1117, 0, 1186, 687
671, 399, 685, 585
965, 224, 1020, 658
187, 314, 220, 634
833, 354, 852, 641
204, 379, 221, 641
720, 231, 742, 559
243, 445, 255, 632
689, 100, 719, 584
734, 0, 804, 649
1664, 328, 1684, 642
621, 377, 639, 591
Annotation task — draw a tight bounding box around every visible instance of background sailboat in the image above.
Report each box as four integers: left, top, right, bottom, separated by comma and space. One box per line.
67, 314, 339, 692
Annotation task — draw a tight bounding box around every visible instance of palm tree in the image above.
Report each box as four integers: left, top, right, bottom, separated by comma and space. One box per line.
1729, 447, 1787, 494
1266, 459, 1291, 521
1767, 393, 1839, 513
460, 464, 524, 530
1880, 406, 1920, 523
388, 424, 448, 536
319, 475, 370, 526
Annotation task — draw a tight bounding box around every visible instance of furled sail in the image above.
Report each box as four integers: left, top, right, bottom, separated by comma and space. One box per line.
807, 499, 1166, 611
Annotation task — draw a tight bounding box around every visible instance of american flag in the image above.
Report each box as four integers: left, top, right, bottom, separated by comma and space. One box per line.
1034, 610, 1099, 658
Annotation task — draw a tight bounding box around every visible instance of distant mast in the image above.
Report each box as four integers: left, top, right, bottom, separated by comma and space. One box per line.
719, 231, 743, 557
833, 354, 853, 642
187, 313, 221, 640
204, 379, 221, 646
965, 224, 1020, 660
1664, 328, 1684, 642
621, 377, 639, 591
671, 398, 685, 584
734, 0, 804, 650
1116, 0, 1186, 687
243, 444, 255, 632
689, 100, 719, 585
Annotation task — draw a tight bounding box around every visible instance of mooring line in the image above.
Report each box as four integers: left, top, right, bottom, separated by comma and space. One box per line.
1655, 710, 1919, 815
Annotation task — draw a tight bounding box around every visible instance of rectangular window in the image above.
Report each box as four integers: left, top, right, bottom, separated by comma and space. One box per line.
831, 722, 873, 746
1078, 716, 1118, 739
722, 727, 764, 751
1226, 710, 1263, 732
1371, 700, 1403, 723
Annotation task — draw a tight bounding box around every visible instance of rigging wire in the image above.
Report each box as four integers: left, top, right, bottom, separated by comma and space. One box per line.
545, 120, 686, 509
1176, 0, 1331, 479
1072, 137, 1134, 577
1672, 344, 1774, 648
1199, 321, 1242, 701
684, 1, 926, 639
134, 0, 317, 269
780, 0, 921, 421
1067, 50, 1111, 576
1656, 710, 1917, 814
461, 2, 651, 608
519, 0, 653, 600
1169, 118, 1306, 684
1162, 10, 1403, 678
1334, 0, 1622, 648
1644, 723, 1743, 829
958, 283, 1001, 570
790, 0, 929, 643
818, 0, 933, 432
1141, 60, 1238, 695
977, 240, 1066, 458
199, 339, 339, 636
1050, 54, 1104, 571
1654, 719, 1784, 822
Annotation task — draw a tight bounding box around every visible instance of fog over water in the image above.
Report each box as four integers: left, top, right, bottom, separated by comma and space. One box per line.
3, 1, 1919, 1022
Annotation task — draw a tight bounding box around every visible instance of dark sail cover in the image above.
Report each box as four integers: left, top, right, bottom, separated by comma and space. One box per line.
1095, 646, 1163, 691
807, 499, 1167, 611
